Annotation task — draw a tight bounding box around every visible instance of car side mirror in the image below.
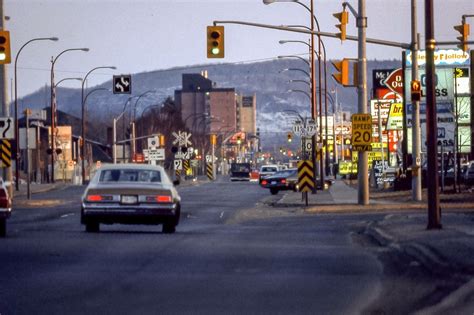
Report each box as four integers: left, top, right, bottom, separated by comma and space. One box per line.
173, 180, 180, 186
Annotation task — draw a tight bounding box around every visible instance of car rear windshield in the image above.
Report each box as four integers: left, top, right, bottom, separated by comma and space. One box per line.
261, 167, 278, 172
99, 169, 162, 183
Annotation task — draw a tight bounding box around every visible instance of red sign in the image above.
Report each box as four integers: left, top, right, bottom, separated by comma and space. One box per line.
383, 68, 404, 95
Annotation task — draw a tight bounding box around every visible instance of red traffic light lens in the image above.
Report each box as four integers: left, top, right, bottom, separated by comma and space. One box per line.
210, 31, 220, 39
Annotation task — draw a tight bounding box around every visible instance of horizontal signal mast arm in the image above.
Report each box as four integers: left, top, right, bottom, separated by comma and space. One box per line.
213, 20, 411, 49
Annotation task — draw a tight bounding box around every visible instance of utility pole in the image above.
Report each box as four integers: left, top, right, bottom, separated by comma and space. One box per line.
357, 0, 369, 205
0, 1, 12, 197
411, 0, 422, 201
425, 0, 441, 229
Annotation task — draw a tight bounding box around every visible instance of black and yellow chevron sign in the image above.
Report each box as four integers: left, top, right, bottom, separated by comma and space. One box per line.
175, 169, 181, 181
297, 160, 314, 192
0, 139, 11, 168
183, 160, 190, 172
206, 162, 214, 180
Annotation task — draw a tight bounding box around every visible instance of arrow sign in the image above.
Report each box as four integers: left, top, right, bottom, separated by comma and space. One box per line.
0, 117, 14, 139
113, 75, 132, 94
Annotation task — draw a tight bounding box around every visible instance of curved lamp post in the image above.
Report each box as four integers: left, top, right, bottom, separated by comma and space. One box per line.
50, 48, 88, 183
81, 66, 115, 184
14, 36, 58, 191
81, 88, 109, 181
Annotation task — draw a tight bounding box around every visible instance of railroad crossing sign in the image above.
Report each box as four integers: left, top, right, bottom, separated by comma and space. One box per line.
351, 113, 373, 151
113, 75, 132, 94
297, 160, 315, 192
172, 131, 192, 147
0, 117, 14, 139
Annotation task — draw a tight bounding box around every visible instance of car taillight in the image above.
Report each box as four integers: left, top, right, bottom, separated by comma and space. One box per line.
261, 180, 268, 185
146, 195, 172, 203
281, 179, 287, 184
86, 195, 112, 202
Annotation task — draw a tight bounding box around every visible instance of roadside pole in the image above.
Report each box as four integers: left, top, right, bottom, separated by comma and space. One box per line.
425, 0, 441, 229
357, 0, 369, 205
411, 0, 422, 201
0, 1, 12, 197
25, 109, 31, 199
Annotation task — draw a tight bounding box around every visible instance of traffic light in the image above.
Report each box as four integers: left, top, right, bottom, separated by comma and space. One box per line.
236, 135, 241, 145
411, 80, 421, 102
210, 134, 217, 145
287, 132, 292, 143
0, 30, 11, 64
331, 59, 349, 86
454, 21, 470, 52
159, 135, 165, 147
333, 10, 348, 41
207, 26, 224, 58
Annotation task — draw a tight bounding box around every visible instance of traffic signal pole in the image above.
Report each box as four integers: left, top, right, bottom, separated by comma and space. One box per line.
411, 0, 422, 201
356, 0, 369, 205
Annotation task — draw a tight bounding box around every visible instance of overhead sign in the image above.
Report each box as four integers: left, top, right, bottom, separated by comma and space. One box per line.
113, 75, 132, 94
0, 117, 14, 139
406, 49, 470, 66
351, 114, 372, 151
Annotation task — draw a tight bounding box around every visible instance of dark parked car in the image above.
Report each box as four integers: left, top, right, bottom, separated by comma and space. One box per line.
81, 164, 181, 233
0, 178, 11, 237
465, 162, 474, 186
260, 169, 298, 195
230, 163, 251, 181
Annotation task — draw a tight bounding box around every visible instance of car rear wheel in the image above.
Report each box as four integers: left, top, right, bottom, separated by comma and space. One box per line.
0, 218, 6, 237
270, 188, 279, 195
85, 221, 100, 233
162, 222, 176, 234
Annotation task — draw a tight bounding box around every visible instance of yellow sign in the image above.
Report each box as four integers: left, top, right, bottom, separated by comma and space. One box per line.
351, 114, 372, 151
338, 161, 357, 175
352, 151, 383, 168
386, 103, 404, 130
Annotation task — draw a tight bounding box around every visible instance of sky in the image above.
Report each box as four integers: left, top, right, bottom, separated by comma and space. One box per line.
4, 0, 474, 98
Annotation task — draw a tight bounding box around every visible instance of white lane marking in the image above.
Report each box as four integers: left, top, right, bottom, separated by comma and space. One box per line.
60, 213, 75, 218
220, 211, 225, 219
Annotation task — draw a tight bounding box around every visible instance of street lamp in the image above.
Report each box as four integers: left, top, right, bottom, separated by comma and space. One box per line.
50, 47, 89, 183
280, 68, 310, 78
81, 88, 109, 180
277, 55, 310, 66
54, 77, 82, 89
13, 36, 58, 191
81, 66, 116, 184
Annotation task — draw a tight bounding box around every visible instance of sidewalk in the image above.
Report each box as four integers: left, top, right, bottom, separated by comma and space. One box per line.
276, 179, 474, 212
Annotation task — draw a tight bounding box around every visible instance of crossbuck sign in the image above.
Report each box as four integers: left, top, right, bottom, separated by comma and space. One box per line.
172, 131, 192, 147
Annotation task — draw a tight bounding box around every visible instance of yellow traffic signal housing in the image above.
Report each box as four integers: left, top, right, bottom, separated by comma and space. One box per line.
331, 59, 349, 86
159, 135, 165, 147
210, 134, 217, 145
207, 26, 224, 58
333, 11, 348, 41
287, 132, 292, 143
454, 23, 470, 52
0, 30, 11, 64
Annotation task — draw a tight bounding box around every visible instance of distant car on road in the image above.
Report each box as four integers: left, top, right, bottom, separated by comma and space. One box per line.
230, 163, 251, 181
259, 164, 280, 183
465, 161, 474, 186
81, 164, 181, 234
0, 178, 11, 237
260, 168, 299, 195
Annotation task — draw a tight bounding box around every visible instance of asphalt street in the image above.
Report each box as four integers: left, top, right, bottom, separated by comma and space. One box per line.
1, 178, 383, 315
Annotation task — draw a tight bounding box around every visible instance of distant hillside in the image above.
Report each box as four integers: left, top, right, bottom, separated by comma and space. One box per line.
17, 59, 401, 147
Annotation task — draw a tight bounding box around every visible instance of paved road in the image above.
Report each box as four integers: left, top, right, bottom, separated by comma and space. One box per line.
1, 178, 382, 314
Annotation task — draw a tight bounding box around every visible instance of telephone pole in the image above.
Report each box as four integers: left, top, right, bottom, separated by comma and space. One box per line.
0, 1, 12, 196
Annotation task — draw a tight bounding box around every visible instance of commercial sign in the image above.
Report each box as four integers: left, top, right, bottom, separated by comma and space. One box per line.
383, 68, 403, 95
405, 49, 470, 66
386, 103, 404, 130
